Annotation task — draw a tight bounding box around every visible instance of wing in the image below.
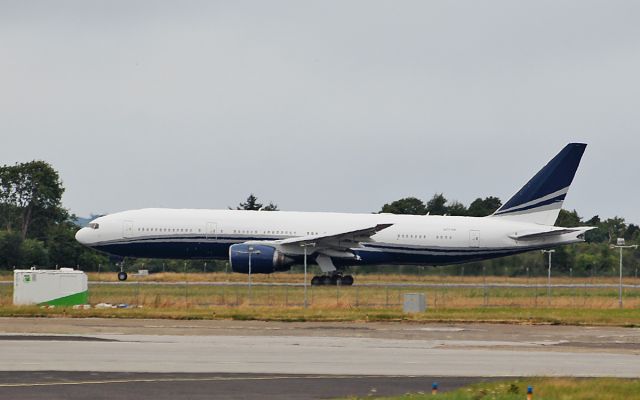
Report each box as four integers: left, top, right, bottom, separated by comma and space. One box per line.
242, 223, 393, 269
277, 223, 393, 248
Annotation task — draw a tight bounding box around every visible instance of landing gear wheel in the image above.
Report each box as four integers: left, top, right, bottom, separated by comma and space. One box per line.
117, 271, 128, 281
311, 274, 354, 286
342, 275, 354, 286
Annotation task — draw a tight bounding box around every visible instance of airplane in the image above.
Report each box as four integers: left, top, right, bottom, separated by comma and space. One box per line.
76, 143, 592, 285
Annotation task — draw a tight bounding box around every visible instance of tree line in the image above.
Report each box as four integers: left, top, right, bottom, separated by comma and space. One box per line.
0, 161, 108, 270
1, 161, 638, 276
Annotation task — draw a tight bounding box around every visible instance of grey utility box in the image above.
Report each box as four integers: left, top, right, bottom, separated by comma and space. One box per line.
403, 293, 426, 313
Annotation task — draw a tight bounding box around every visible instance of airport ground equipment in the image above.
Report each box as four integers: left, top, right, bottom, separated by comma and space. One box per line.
13, 268, 88, 306
403, 293, 426, 313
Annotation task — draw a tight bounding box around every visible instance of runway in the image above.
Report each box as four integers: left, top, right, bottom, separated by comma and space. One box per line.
0, 372, 493, 400
0, 318, 638, 399
1, 333, 639, 376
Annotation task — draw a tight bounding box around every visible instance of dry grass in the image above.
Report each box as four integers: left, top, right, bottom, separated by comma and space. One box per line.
79, 271, 640, 285
0, 305, 638, 326
1, 272, 639, 325
350, 378, 640, 399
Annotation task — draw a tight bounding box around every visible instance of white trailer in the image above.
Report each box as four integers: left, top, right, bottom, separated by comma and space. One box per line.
13, 268, 88, 306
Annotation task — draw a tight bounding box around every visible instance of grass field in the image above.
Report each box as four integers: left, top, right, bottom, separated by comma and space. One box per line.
346, 378, 640, 399
0, 303, 638, 326
81, 271, 640, 285
1, 273, 639, 325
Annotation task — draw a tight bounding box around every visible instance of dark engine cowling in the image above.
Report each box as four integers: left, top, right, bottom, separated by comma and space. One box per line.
229, 243, 294, 274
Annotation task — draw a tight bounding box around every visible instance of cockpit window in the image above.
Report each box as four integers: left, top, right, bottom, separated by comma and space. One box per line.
88, 223, 100, 229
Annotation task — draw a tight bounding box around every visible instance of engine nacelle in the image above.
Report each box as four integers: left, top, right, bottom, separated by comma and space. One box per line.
229, 243, 294, 274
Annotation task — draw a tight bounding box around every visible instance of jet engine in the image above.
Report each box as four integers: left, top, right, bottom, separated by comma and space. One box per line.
229, 243, 294, 274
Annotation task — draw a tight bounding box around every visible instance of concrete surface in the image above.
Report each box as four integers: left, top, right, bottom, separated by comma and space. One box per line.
0, 318, 638, 399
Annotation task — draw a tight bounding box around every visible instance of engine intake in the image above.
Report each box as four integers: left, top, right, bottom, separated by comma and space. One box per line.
229, 243, 294, 274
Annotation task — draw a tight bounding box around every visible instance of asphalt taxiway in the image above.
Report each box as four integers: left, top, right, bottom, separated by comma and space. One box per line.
0, 319, 638, 399
0, 372, 490, 400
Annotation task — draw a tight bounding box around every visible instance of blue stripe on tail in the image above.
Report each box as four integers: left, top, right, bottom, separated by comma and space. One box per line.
494, 143, 586, 216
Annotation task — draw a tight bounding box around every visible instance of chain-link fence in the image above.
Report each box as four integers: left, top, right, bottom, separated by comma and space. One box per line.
2, 279, 637, 309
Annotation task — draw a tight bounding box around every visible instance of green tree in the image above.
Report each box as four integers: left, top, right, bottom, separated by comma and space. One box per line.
0, 231, 22, 268
584, 215, 607, 243
467, 196, 502, 217
261, 202, 279, 211
556, 209, 582, 227
426, 193, 448, 215
624, 223, 639, 241
20, 239, 49, 267
0, 161, 67, 239
446, 201, 468, 216
380, 197, 427, 215
46, 221, 108, 268
236, 194, 278, 211
601, 217, 627, 244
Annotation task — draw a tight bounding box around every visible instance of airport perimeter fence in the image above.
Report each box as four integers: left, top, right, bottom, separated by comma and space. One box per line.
2, 278, 639, 309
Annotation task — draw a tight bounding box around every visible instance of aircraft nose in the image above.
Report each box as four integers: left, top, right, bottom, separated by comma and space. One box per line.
75, 227, 91, 245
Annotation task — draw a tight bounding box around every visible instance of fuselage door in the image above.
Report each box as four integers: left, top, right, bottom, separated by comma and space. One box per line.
206, 222, 217, 239
469, 230, 480, 247
123, 220, 134, 238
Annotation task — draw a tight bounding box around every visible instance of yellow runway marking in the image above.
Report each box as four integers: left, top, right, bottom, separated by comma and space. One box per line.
0, 374, 415, 388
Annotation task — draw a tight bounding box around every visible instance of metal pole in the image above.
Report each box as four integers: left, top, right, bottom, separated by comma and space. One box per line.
248, 250, 252, 305
184, 261, 188, 308
482, 265, 487, 306
619, 247, 623, 309
303, 246, 308, 309
547, 251, 552, 306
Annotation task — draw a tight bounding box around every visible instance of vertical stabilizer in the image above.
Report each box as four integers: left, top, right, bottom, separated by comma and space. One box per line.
490, 143, 587, 226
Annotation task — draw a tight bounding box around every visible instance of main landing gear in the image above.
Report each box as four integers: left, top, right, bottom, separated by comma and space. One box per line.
310, 273, 354, 286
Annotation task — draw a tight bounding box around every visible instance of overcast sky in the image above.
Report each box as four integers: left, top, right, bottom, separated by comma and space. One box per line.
1, 1, 638, 223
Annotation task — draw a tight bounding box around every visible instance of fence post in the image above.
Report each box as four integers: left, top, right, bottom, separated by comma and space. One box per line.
184, 262, 188, 309
483, 265, 488, 307
285, 285, 288, 307
570, 267, 574, 307
385, 285, 389, 307
355, 286, 359, 307
136, 279, 140, 307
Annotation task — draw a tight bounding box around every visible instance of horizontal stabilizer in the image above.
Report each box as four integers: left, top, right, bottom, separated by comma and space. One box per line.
509, 227, 594, 241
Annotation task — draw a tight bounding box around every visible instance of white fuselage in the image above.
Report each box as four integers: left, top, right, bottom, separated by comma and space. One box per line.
75, 208, 585, 267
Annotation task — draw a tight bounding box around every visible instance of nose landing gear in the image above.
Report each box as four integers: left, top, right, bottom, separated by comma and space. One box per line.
117, 263, 128, 281
310, 273, 354, 286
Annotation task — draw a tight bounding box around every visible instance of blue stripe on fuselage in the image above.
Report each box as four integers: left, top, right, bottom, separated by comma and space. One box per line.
89, 235, 547, 267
